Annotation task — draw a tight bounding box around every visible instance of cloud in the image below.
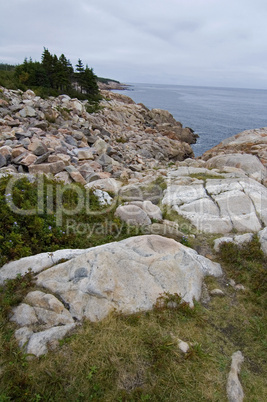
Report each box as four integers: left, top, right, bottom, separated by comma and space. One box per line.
0, 0, 267, 88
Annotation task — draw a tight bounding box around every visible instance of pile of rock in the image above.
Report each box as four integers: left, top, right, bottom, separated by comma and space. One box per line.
0, 87, 197, 184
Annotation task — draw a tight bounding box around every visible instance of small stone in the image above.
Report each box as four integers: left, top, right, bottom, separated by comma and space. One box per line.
22, 89, 36, 99
0, 154, 6, 167
115, 204, 151, 226
20, 153, 37, 166
28, 140, 48, 156
19, 106, 36, 118
210, 289, 225, 297
67, 169, 87, 185
77, 149, 94, 160
64, 135, 77, 147
229, 279, 236, 287
178, 339, 190, 353
34, 152, 50, 164
226, 351, 244, 402
54, 171, 73, 184
29, 161, 65, 175
235, 284, 246, 291
93, 189, 113, 206
11, 147, 27, 159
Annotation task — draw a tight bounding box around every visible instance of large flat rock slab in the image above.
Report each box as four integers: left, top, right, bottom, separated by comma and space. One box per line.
163, 174, 267, 234
0, 248, 94, 284
2, 235, 222, 356
35, 235, 222, 321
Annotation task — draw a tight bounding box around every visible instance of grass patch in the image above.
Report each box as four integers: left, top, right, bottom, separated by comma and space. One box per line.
217, 235, 267, 306
150, 176, 167, 191
0, 175, 142, 266
161, 205, 197, 235
0, 270, 36, 318
115, 137, 128, 144
85, 102, 104, 114
189, 173, 225, 182
1, 283, 266, 401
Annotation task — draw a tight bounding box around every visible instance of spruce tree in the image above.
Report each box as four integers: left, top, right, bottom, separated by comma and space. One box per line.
75, 59, 85, 92
41, 48, 54, 87
58, 54, 73, 91
82, 65, 100, 99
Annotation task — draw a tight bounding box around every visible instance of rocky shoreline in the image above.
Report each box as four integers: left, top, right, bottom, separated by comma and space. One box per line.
97, 80, 131, 91
0, 86, 198, 184
0, 85, 266, 399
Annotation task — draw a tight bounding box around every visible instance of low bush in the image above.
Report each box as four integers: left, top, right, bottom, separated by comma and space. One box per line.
0, 175, 142, 266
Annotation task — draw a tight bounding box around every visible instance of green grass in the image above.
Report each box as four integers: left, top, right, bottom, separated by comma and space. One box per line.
0, 175, 142, 266
189, 173, 225, 182
218, 235, 267, 306
0, 273, 266, 401
161, 205, 197, 235
0, 176, 266, 401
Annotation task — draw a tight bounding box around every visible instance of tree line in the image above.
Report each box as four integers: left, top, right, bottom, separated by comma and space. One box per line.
13, 48, 100, 102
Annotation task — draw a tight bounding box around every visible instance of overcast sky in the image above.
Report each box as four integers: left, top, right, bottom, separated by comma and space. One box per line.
1, 0, 267, 89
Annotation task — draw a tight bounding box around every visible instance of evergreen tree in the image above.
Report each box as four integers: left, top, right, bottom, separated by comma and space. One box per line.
15, 58, 48, 87
58, 54, 73, 91
75, 59, 84, 73
13, 48, 101, 105
41, 48, 54, 87
82, 65, 100, 99
51, 54, 59, 89
75, 59, 85, 92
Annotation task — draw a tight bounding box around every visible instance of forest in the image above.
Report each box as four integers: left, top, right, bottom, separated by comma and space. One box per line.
0, 48, 101, 103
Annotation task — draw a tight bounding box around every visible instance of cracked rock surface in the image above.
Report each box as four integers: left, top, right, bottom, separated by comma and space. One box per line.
36, 235, 222, 321
162, 167, 267, 233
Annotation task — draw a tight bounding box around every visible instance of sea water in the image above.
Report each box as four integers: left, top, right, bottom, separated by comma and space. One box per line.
116, 83, 267, 157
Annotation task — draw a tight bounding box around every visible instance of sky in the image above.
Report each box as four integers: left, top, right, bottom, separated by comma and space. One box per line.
1, 0, 267, 89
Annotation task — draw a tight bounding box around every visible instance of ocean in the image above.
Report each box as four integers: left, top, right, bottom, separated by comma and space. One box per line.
116, 83, 267, 157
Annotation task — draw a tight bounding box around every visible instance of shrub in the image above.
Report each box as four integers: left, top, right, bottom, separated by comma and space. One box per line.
0, 175, 142, 266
